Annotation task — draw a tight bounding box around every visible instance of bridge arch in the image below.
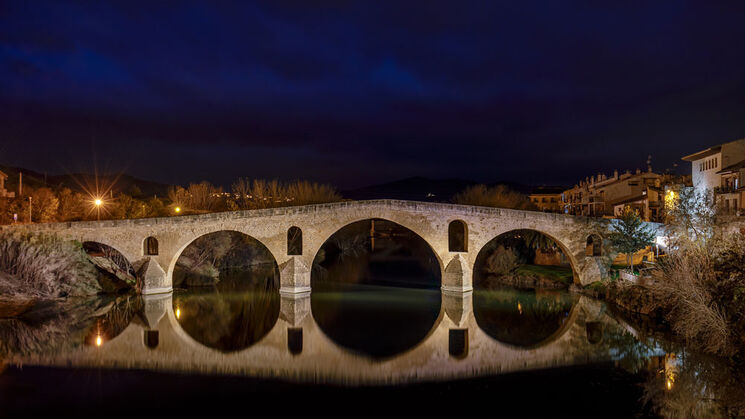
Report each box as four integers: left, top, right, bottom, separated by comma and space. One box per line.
81, 240, 136, 278
471, 228, 582, 349
168, 230, 281, 353
309, 217, 444, 359
308, 216, 445, 274
472, 228, 581, 286
166, 228, 281, 288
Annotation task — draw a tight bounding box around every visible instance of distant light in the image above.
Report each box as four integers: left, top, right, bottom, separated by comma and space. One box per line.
96, 335, 102, 347
174, 207, 181, 213
666, 379, 672, 391
176, 308, 181, 319
94, 198, 103, 206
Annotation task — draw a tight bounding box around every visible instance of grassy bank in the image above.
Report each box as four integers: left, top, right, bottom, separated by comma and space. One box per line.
515, 264, 574, 285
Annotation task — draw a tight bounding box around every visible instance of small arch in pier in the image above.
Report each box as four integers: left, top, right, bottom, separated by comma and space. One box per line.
585, 234, 602, 257
586, 321, 603, 344
288, 327, 303, 355
144, 236, 159, 256
448, 329, 468, 359
287, 226, 302, 256
448, 220, 468, 252
144, 330, 159, 349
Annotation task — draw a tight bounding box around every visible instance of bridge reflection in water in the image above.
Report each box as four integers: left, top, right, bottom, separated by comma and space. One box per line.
5, 288, 663, 385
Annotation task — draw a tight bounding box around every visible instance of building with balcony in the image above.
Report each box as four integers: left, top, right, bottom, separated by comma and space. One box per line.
561, 168, 689, 222
682, 138, 745, 215
529, 186, 564, 212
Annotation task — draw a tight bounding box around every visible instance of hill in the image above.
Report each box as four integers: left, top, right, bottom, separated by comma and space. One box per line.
0, 165, 171, 199
342, 176, 535, 202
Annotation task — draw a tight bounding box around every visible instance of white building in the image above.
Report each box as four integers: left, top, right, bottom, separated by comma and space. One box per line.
682, 138, 745, 214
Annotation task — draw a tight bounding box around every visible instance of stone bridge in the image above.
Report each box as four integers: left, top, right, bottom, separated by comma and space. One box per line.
8, 292, 659, 384
4, 199, 660, 294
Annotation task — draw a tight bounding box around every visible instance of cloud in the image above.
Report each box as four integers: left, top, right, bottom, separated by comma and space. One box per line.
2, 1, 745, 187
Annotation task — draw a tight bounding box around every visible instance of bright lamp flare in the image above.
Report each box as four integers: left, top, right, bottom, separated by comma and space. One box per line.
94, 198, 103, 206
96, 335, 102, 347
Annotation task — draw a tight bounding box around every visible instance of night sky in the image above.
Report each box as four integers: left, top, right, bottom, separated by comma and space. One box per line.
2, 1, 745, 189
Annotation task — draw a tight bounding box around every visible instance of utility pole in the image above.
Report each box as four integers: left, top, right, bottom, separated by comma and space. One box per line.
18, 172, 22, 197
28, 196, 32, 223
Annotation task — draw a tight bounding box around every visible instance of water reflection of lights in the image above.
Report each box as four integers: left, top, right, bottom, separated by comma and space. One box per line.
517, 301, 523, 315
96, 335, 103, 347
662, 352, 678, 391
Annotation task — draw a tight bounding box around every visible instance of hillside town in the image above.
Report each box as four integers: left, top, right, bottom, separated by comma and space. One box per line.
528, 138, 745, 222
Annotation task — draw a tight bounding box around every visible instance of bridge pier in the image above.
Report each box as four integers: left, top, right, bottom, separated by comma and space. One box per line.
442, 290, 472, 327
279, 256, 311, 295
140, 293, 170, 329
139, 293, 170, 349
134, 257, 172, 295
279, 294, 310, 356
279, 293, 311, 326
441, 254, 473, 293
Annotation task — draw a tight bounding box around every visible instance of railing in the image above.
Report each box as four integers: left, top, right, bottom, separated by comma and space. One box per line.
714, 185, 738, 194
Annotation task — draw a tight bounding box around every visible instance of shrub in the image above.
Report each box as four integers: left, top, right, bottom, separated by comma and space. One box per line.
485, 245, 520, 276
650, 246, 732, 356
0, 231, 100, 299
453, 184, 534, 210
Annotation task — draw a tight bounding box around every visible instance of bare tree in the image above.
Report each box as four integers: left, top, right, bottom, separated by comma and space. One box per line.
453, 184, 535, 210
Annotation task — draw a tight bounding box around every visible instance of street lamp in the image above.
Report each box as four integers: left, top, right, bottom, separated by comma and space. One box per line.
94, 198, 103, 221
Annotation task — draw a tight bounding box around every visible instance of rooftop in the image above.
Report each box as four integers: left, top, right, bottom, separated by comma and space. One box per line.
717, 158, 745, 174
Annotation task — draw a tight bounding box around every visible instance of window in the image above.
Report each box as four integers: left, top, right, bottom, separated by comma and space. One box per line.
448, 220, 467, 252
287, 226, 302, 255
144, 237, 158, 256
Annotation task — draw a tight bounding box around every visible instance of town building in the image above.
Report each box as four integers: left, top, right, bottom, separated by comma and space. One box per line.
682, 138, 745, 215
561, 168, 689, 222
529, 186, 564, 212
0, 170, 15, 198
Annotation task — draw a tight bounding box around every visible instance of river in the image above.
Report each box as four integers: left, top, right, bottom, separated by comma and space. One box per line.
1, 220, 742, 417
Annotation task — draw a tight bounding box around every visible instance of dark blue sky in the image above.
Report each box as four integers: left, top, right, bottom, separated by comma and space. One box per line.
2, 1, 745, 188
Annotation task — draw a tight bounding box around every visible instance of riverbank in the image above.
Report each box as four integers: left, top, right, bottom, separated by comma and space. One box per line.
480, 264, 574, 289
0, 231, 136, 318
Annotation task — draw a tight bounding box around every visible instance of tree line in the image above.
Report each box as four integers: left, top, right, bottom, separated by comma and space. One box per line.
0, 179, 540, 224
0, 178, 341, 224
